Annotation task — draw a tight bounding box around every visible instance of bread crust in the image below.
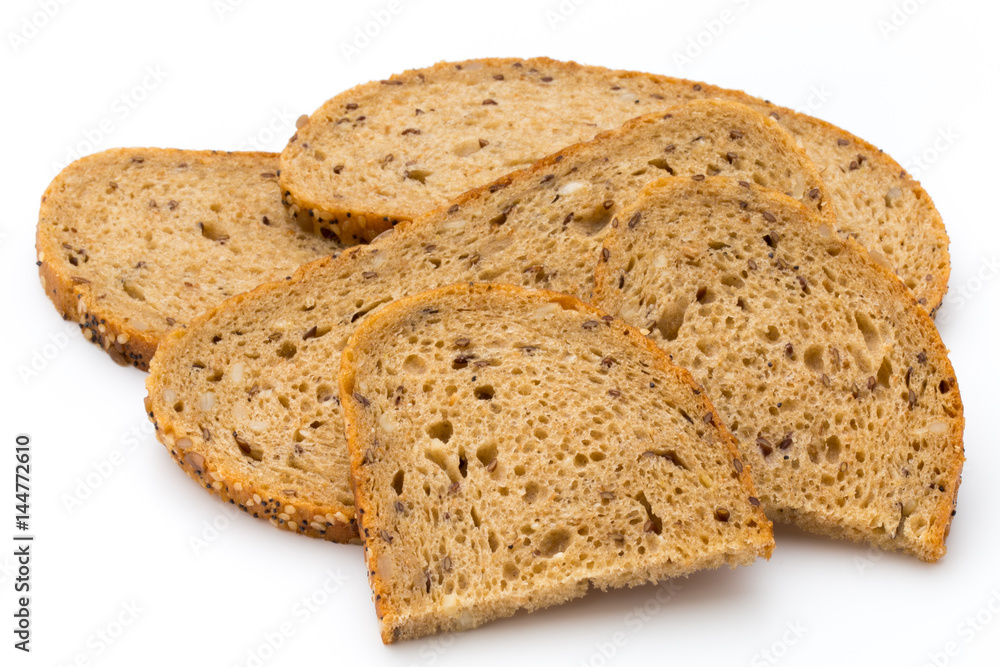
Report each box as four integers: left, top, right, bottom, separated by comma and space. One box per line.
280, 57, 949, 311
37, 245, 160, 369
339, 282, 773, 642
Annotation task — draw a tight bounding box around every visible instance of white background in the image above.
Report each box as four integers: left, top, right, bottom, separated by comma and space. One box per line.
1, 0, 999, 665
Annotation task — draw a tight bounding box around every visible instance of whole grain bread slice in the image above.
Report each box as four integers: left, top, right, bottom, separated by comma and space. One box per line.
35, 148, 346, 369
592, 177, 964, 561
280, 57, 949, 311
146, 99, 829, 542
340, 282, 773, 642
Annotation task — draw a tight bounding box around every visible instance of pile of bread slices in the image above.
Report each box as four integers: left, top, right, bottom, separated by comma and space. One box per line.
36, 58, 964, 643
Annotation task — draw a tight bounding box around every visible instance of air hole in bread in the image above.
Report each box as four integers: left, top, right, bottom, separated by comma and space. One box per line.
476, 442, 497, 469
647, 158, 675, 174
316, 383, 335, 402
877, 357, 893, 388
474, 385, 495, 400
199, 220, 227, 241
477, 267, 505, 281
523, 481, 540, 503
538, 528, 572, 557
656, 298, 689, 341
405, 169, 432, 184
567, 202, 613, 237
404, 355, 428, 374
632, 491, 662, 534
392, 470, 404, 495
277, 341, 297, 359
854, 312, 880, 351
234, 433, 263, 462
803, 345, 824, 372
123, 279, 146, 302
825, 436, 842, 463
427, 420, 453, 444
720, 274, 744, 289
425, 448, 450, 476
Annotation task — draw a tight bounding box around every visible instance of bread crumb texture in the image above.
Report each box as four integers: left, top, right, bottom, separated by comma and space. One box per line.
147, 99, 829, 543
593, 177, 964, 562
36, 148, 345, 369
340, 283, 772, 642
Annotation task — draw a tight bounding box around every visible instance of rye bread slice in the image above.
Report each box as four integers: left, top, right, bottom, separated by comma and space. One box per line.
146, 99, 828, 542
280, 57, 949, 311
340, 282, 773, 642
36, 148, 345, 369
592, 177, 964, 561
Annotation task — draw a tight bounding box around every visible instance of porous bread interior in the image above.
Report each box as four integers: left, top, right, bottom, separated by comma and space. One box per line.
147, 99, 828, 542
280, 57, 948, 309
592, 177, 964, 561
36, 148, 344, 368
773, 112, 948, 310
340, 283, 772, 642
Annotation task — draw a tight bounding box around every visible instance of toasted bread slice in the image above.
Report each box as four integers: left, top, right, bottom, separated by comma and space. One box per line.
340, 282, 773, 642
146, 99, 827, 542
36, 148, 345, 369
280, 57, 948, 310
592, 177, 964, 561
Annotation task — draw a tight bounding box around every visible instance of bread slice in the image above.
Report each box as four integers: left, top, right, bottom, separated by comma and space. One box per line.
279, 57, 949, 311
146, 99, 829, 542
592, 177, 964, 561
36, 148, 345, 369
339, 282, 774, 642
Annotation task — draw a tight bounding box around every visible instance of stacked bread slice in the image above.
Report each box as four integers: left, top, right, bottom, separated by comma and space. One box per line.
35, 58, 964, 642
144, 98, 831, 544
36, 149, 346, 369
591, 178, 962, 562
280, 57, 948, 312
340, 283, 774, 642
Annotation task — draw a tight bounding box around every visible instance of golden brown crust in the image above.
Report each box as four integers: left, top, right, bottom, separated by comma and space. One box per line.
340, 282, 773, 642
36, 243, 159, 369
